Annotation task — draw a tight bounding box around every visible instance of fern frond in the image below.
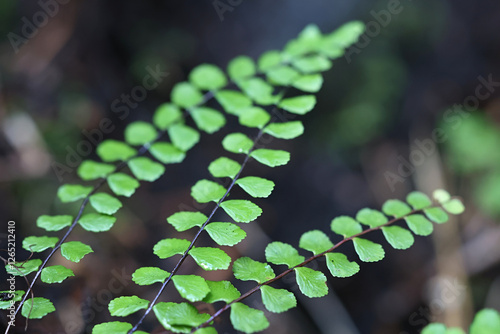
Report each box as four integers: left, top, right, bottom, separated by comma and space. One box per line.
191, 191, 465, 333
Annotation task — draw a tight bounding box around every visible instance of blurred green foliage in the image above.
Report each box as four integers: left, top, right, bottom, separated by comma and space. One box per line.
442, 112, 500, 217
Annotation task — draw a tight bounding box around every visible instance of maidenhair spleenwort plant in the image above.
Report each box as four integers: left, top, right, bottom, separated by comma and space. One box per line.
0, 21, 475, 334
2, 20, 365, 332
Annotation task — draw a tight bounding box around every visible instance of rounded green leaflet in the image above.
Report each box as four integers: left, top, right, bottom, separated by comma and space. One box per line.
153, 103, 183, 130
89, 193, 122, 215
214, 90, 253, 116
292, 73, 324, 92
433, 189, 451, 203
205, 222, 246, 246
150, 142, 186, 164
421, 323, 447, 334
278, 95, 316, 115
172, 275, 210, 302
220, 199, 262, 223
189, 64, 227, 90
288, 25, 321, 56
470, 308, 500, 334
238, 106, 271, 128
265, 242, 304, 268
108, 295, 149, 317
128, 157, 165, 182
107, 173, 140, 197
266, 65, 300, 86
382, 199, 412, 218
57, 184, 93, 203
299, 230, 333, 255
191, 179, 227, 203
286, 24, 323, 56
78, 213, 116, 232
167, 211, 207, 231
292, 55, 332, 73
168, 123, 200, 152
189, 247, 231, 271
294, 267, 328, 298
132, 267, 169, 285
124, 121, 157, 146
60, 241, 93, 263
381, 226, 414, 250
21, 297, 55, 319
236, 176, 275, 198
92, 321, 132, 334
319, 38, 344, 59
355, 208, 388, 228
77, 160, 115, 181
6, 259, 42, 276
260, 285, 297, 313
230, 303, 269, 334
208, 157, 241, 179
264, 121, 304, 140
227, 55, 256, 81
222, 133, 254, 154
258, 50, 283, 72
36, 215, 73, 231
442, 198, 465, 215
299, 25, 324, 43
203, 280, 241, 304
424, 207, 449, 224
352, 238, 385, 262
41, 265, 74, 284
299, 24, 324, 45
238, 78, 276, 105
96, 140, 136, 162
171, 81, 203, 109
233, 257, 275, 283
250, 149, 290, 167
0, 290, 24, 310
406, 191, 432, 210
190, 107, 226, 134
331, 216, 362, 238
153, 302, 210, 331
283, 36, 308, 57
325, 253, 360, 278
22, 236, 58, 252
323, 20, 365, 49
153, 238, 191, 259
405, 214, 434, 236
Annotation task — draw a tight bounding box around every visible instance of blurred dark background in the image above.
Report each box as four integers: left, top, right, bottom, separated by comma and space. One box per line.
1, 0, 500, 333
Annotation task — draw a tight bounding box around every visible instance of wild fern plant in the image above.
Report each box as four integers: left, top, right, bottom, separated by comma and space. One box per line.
1, 21, 474, 333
